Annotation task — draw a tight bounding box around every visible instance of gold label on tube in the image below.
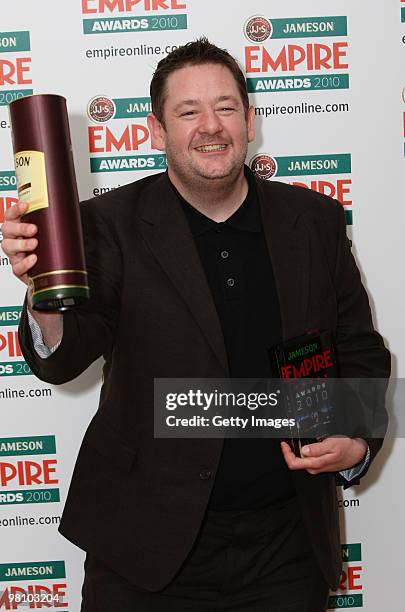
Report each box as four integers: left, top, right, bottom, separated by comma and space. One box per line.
14, 150, 49, 213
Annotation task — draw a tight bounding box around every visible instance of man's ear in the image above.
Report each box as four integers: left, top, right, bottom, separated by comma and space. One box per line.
247, 105, 255, 143
147, 113, 166, 151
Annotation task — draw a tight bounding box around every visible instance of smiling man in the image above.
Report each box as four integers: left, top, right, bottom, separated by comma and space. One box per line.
147, 56, 255, 222
1, 38, 390, 611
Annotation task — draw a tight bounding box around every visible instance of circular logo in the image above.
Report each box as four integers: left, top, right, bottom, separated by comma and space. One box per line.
87, 95, 116, 123
402, 87, 405, 104
250, 154, 278, 180
244, 15, 272, 43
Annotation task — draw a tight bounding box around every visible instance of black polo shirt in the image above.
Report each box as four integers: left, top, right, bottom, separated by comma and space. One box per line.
172, 170, 295, 510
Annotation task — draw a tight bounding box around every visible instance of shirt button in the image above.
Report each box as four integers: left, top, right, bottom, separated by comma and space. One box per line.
221, 250, 229, 259
227, 278, 235, 287
199, 470, 212, 480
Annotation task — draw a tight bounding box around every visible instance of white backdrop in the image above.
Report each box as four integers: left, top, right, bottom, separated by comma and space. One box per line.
0, 1, 404, 609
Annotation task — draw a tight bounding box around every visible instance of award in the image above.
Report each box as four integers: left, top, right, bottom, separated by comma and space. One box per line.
9, 94, 89, 311
269, 329, 339, 456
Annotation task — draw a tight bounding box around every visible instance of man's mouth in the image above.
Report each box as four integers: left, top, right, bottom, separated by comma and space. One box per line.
194, 144, 228, 152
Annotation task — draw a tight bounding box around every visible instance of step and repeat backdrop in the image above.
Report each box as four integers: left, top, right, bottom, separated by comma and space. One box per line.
0, 1, 404, 609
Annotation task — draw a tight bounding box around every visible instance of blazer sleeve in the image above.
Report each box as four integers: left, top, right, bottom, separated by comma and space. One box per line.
332, 203, 390, 380
18, 201, 123, 384
326, 202, 391, 484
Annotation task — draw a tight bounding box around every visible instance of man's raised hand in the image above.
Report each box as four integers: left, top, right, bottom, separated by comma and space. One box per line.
1, 201, 38, 285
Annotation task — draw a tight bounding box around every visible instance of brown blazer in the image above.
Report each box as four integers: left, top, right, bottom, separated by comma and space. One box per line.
19, 170, 390, 591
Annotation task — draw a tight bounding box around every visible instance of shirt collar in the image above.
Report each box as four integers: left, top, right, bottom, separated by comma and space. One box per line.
169, 166, 262, 237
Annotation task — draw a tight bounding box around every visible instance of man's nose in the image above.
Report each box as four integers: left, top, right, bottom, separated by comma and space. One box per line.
198, 109, 222, 135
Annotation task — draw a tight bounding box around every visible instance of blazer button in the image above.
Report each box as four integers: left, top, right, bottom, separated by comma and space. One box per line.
199, 470, 212, 480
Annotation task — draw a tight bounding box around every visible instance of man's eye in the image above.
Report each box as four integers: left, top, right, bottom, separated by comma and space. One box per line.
218, 107, 234, 112
181, 111, 196, 117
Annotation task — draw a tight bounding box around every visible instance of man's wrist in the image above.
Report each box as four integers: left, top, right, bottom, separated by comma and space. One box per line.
26, 283, 34, 312
352, 438, 368, 467
25, 286, 64, 350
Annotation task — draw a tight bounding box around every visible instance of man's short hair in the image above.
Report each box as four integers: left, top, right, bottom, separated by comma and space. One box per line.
150, 37, 250, 126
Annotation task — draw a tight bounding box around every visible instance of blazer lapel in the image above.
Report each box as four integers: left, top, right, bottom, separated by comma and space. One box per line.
137, 173, 229, 374
136, 172, 311, 364
256, 179, 311, 340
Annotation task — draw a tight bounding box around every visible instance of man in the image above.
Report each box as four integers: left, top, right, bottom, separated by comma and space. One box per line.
1, 39, 390, 611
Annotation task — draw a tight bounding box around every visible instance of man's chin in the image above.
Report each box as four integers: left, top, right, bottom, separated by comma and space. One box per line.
199, 172, 231, 180
195, 164, 239, 181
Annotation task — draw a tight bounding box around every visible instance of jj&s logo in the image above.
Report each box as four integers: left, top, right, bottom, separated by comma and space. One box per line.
250, 154, 278, 180
87, 95, 152, 122
0, 435, 60, 506
0, 560, 68, 609
0, 306, 32, 377
328, 544, 363, 609
244, 15, 349, 93
88, 95, 116, 122
244, 16, 273, 43
0, 31, 33, 106
250, 153, 353, 225
81, 0, 188, 35
87, 95, 166, 173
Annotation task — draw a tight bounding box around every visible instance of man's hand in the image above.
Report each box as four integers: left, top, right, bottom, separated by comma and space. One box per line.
0, 201, 38, 285
281, 437, 368, 475
1, 201, 63, 348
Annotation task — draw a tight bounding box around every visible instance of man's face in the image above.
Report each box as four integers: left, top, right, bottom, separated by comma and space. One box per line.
148, 63, 255, 189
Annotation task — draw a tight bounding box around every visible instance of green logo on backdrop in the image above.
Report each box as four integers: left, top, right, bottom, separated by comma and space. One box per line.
91, 154, 166, 172
0, 561, 65, 581
274, 154, 351, 177
0, 307, 22, 326
0, 171, 17, 191
0, 436, 59, 506
0, 90, 33, 107
0, 436, 56, 456
341, 543, 362, 563
328, 544, 363, 609
113, 97, 152, 118
269, 16, 347, 39
0, 361, 32, 376
0, 31, 30, 53
402, 7, 405, 22
0, 488, 60, 505
83, 14, 187, 34
329, 594, 363, 609
247, 74, 349, 93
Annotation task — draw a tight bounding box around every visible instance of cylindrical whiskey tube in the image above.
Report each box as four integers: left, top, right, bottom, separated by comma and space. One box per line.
9, 94, 89, 311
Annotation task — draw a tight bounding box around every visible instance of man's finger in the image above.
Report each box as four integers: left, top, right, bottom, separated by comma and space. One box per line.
9, 252, 26, 265
1, 221, 37, 239
301, 440, 335, 458
12, 253, 37, 278
4, 201, 29, 221
287, 455, 330, 471
281, 441, 313, 469
280, 441, 335, 471
1, 237, 38, 257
